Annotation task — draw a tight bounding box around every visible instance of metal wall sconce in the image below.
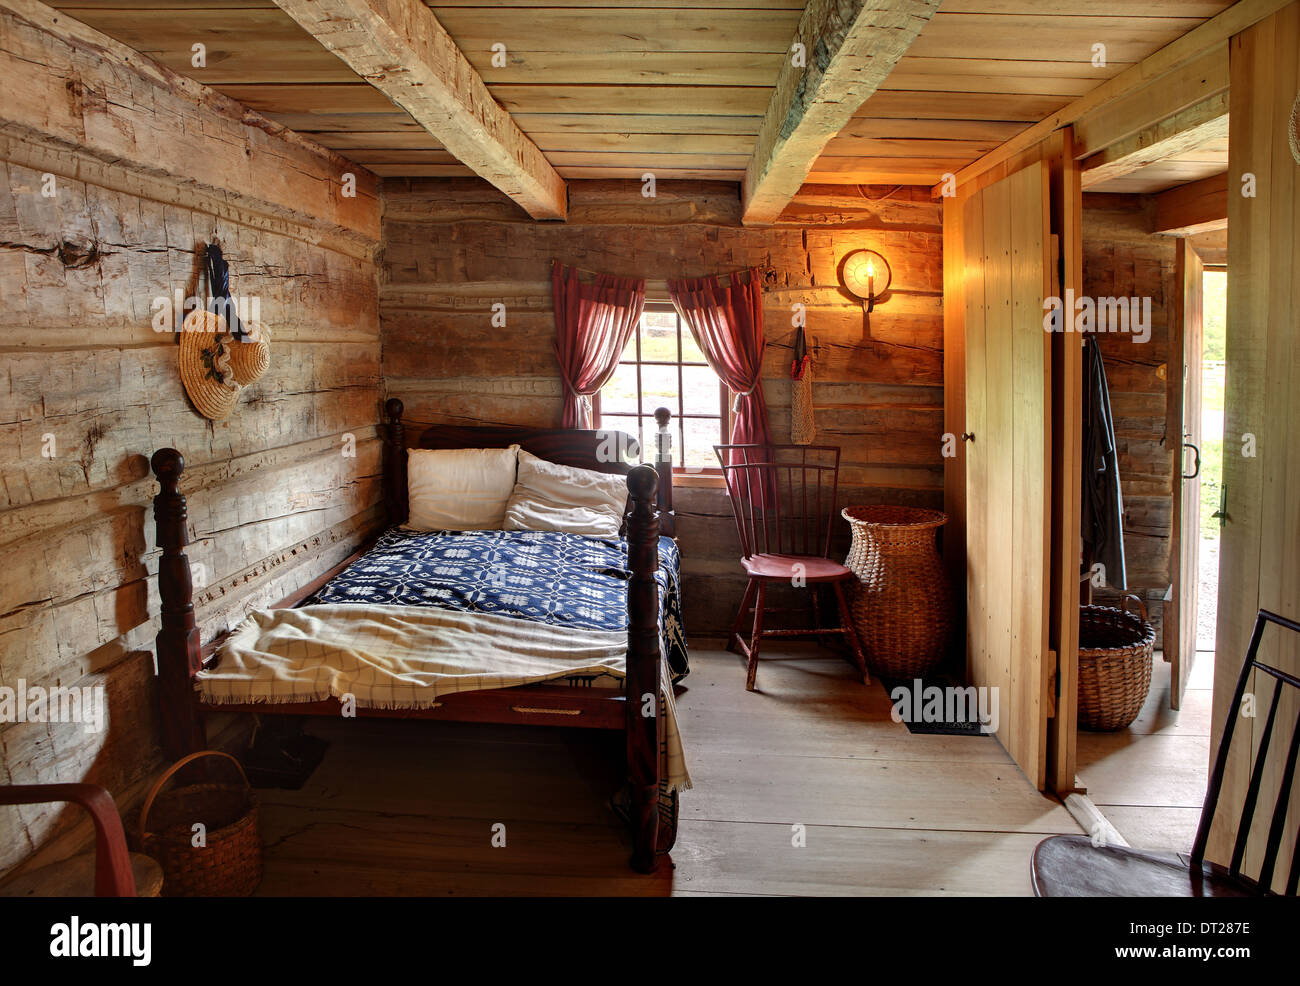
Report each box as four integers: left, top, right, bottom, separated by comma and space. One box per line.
839, 249, 892, 330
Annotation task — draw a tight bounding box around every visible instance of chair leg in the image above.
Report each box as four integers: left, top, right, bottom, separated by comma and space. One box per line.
832, 581, 870, 685
727, 577, 758, 655
746, 581, 767, 692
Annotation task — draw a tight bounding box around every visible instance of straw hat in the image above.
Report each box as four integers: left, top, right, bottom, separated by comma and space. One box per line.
229, 320, 271, 386
179, 309, 241, 420
1290, 90, 1300, 166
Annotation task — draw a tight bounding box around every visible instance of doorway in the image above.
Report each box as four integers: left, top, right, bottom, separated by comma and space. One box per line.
1194, 269, 1226, 658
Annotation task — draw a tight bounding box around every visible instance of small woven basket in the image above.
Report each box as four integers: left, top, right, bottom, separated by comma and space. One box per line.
841, 505, 950, 678
1078, 594, 1155, 731
137, 750, 261, 897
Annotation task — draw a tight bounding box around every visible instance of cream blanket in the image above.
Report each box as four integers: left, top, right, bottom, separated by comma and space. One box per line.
200, 603, 690, 791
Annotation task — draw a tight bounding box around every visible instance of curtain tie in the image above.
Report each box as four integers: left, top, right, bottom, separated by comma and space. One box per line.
731, 385, 759, 413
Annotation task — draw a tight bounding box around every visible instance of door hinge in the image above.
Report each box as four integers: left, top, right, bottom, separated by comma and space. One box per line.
1210, 483, 1229, 527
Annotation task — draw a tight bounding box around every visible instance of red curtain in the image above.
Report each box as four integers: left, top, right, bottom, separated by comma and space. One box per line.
667, 269, 772, 448
552, 262, 645, 429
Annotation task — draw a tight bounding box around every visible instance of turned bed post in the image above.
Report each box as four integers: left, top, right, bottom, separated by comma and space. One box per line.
150, 449, 206, 760
383, 397, 409, 526
625, 463, 662, 872
653, 406, 674, 518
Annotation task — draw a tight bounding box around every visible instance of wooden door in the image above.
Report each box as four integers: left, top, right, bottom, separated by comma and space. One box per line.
1208, 2, 1300, 885
1167, 240, 1204, 710
962, 161, 1054, 788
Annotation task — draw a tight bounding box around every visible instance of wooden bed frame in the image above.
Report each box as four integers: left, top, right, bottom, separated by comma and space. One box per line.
150, 399, 677, 872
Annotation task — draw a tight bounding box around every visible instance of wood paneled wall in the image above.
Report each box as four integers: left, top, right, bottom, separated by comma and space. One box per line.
0, 4, 382, 875
381, 178, 946, 632
1081, 193, 1178, 644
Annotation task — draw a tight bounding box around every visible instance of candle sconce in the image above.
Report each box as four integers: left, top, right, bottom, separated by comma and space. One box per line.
839, 249, 892, 331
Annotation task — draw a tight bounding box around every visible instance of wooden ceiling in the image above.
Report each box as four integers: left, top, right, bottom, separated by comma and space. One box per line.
49, 0, 1235, 187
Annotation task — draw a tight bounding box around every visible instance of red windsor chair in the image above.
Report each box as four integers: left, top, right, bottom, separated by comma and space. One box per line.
714, 443, 868, 691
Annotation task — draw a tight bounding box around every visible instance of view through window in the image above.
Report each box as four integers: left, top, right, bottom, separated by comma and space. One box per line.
596, 304, 727, 471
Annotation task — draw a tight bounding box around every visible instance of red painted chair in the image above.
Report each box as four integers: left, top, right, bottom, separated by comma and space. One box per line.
1032, 608, 1300, 896
715, 443, 867, 691
0, 783, 137, 897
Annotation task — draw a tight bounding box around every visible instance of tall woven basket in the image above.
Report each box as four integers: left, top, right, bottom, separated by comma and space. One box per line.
137, 750, 262, 897
841, 506, 950, 678
1078, 594, 1155, 731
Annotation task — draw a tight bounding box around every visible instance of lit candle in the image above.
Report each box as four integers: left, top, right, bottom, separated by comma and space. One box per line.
866, 259, 875, 302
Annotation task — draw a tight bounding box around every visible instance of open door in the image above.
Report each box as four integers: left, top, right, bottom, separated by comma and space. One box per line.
1167, 240, 1204, 710
962, 160, 1054, 788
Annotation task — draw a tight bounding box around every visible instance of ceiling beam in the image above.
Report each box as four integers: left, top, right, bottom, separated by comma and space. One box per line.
741, 0, 940, 226
1154, 172, 1229, 235
935, 0, 1292, 197
1072, 48, 1226, 161
1080, 90, 1228, 189
271, 0, 566, 220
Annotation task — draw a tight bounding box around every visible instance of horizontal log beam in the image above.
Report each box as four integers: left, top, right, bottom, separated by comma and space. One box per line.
1079, 90, 1228, 190
271, 0, 566, 220
742, 0, 940, 225
1154, 172, 1229, 235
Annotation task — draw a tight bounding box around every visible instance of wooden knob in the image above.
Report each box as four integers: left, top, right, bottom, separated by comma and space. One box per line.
627, 463, 659, 500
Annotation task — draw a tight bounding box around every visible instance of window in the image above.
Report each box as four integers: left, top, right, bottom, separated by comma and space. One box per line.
595, 303, 728, 472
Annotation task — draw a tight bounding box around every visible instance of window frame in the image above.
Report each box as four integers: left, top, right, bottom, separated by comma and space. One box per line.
593, 300, 730, 476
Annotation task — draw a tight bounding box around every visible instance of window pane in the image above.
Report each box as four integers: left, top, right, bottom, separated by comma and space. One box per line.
601, 413, 642, 458
680, 325, 707, 365
682, 415, 724, 471
602, 362, 639, 415
681, 364, 721, 416
640, 363, 678, 416
641, 311, 678, 363
619, 327, 638, 363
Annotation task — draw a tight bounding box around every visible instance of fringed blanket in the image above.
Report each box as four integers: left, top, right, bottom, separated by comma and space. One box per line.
200, 603, 691, 792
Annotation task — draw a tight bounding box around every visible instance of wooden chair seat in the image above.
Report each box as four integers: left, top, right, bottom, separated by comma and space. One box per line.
741, 553, 852, 582
1031, 835, 1254, 897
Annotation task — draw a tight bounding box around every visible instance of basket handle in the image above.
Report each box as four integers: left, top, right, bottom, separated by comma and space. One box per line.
139, 750, 249, 835
1120, 593, 1149, 622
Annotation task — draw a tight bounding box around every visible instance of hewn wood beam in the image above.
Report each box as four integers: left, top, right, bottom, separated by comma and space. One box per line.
935, 0, 1292, 197
272, 0, 566, 220
1072, 49, 1227, 161
1080, 90, 1229, 189
1154, 172, 1229, 235
742, 0, 940, 226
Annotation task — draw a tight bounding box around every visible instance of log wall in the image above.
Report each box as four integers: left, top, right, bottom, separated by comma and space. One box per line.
1081, 192, 1177, 643
0, 2, 382, 875
381, 178, 946, 634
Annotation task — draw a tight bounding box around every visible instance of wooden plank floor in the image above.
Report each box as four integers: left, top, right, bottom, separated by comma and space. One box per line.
1076, 650, 1214, 852
254, 643, 1080, 896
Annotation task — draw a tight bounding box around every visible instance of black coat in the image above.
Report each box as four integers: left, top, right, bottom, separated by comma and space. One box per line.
1081, 338, 1127, 590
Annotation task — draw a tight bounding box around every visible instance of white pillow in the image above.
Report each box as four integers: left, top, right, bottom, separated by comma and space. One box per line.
406, 445, 519, 531
503, 449, 629, 537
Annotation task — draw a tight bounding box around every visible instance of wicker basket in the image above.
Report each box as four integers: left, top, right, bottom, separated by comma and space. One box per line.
841, 505, 950, 678
137, 750, 262, 897
1078, 594, 1155, 731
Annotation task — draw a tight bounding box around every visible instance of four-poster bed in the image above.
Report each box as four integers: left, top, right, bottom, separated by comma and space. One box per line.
150, 399, 679, 872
